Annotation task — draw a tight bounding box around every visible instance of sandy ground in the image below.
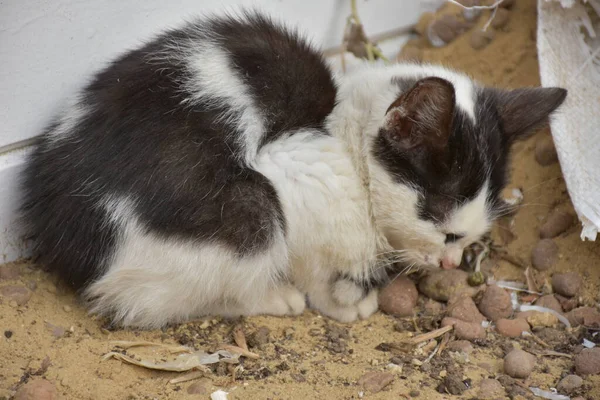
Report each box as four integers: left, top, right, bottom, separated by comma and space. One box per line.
2, 1, 600, 399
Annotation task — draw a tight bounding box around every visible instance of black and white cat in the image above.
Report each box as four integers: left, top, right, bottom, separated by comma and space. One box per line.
21, 12, 567, 329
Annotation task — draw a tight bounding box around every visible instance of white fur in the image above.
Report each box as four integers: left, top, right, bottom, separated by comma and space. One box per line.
89, 61, 493, 328
171, 38, 265, 164
46, 97, 91, 145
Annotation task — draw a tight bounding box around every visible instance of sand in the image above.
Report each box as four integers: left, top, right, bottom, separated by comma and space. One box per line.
2, 1, 600, 399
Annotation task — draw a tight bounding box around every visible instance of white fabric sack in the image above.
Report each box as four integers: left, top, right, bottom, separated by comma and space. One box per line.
537, 0, 600, 241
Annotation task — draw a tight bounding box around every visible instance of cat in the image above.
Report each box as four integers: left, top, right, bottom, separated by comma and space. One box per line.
21, 11, 567, 329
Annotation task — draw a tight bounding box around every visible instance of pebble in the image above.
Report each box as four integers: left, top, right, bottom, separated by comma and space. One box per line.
555, 294, 578, 312
0, 265, 22, 281
491, 8, 510, 29
540, 210, 575, 238
423, 298, 445, 316
495, 318, 530, 337
552, 272, 582, 297
415, 12, 435, 36
418, 269, 480, 302
45, 322, 65, 338
534, 294, 563, 313
478, 378, 505, 399
63, 305, 72, 313
504, 349, 536, 379
447, 340, 474, 354
535, 136, 559, 166
249, 326, 271, 347
567, 306, 600, 327
0, 285, 32, 306
14, 379, 57, 400
357, 372, 394, 393
46, 284, 58, 294
531, 239, 558, 271
469, 30, 494, 50
527, 312, 559, 328
460, 0, 481, 21
437, 374, 468, 395
500, 0, 516, 8
441, 317, 486, 340
5, 330, 13, 338
557, 374, 583, 394
574, 347, 600, 375
378, 276, 418, 317
9, 300, 18, 308
447, 294, 486, 323
427, 15, 470, 47
187, 380, 208, 395
478, 285, 512, 321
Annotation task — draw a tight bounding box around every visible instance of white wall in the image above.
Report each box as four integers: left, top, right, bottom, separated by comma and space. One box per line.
0, 0, 436, 263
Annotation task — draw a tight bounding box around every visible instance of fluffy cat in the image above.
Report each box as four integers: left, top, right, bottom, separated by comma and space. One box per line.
21, 11, 567, 329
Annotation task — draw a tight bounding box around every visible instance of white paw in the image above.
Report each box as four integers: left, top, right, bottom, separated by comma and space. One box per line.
257, 285, 306, 317
357, 289, 379, 319
309, 288, 379, 323
332, 279, 364, 306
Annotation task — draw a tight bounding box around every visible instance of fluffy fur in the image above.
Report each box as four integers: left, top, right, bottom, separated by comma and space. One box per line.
21, 11, 567, 328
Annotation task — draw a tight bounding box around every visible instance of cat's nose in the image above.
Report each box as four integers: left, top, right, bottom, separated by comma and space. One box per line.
440, 257, 458, 269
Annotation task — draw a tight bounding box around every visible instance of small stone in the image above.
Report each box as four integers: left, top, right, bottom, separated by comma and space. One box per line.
423, 298, 445, 316
535, 136, 559, 166
442, 317, 486, 340
478, 378, 505, 399
45, 322, 65, 338
555, 294, 578, 312
378, 276, 418, 317
460, 0, 482, 21
63, 305, 72, 313
552, 272, 582, 297
478, 285, 512, 321
540, 210, 574, 239
415, 12, 435, 36
447, 340, 474, 354
437, 374, 467, 395
535, 294, 563, 313
5, 330, 13, 338
249, 326, 271, 347
358, 372, 394, 393
0, 265, 22, 281
527, 312, 559, 328
575, 347, 600, 375
447, 294, 486, 323
27, 281, 38, 291
427, 15, 470, 47
187, 380, 207, 395
0, 285, 32, 306
557, 374, 583, 394
470, 29, 494, 50
9, 300, 18, 308
495, 318, 530, 337
500, 0, 516, 8
418, 269, 480, 302
46, 284, 57, 294
14, 379, 57, 400
409, 389, 420, 397
504, 349, 536, 379
567, 306, 600, 327
291, 373, 306, 383
531, 239, 558, 271
491, 8, 510, 29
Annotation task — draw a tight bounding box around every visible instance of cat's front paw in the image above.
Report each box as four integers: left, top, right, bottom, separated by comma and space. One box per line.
309, 284, 379, 323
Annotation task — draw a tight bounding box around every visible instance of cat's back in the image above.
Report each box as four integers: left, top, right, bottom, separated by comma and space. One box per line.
21, 11, 338, 288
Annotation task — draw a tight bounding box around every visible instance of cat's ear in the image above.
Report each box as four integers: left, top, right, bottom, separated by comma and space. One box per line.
490, 87, 567, 141
381, 77, 455, 153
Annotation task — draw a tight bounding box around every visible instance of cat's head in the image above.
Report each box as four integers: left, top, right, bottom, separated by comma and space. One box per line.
367, 71, 566, 270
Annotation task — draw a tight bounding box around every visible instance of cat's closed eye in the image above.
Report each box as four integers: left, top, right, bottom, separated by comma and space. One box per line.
444, 233, 464, 244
